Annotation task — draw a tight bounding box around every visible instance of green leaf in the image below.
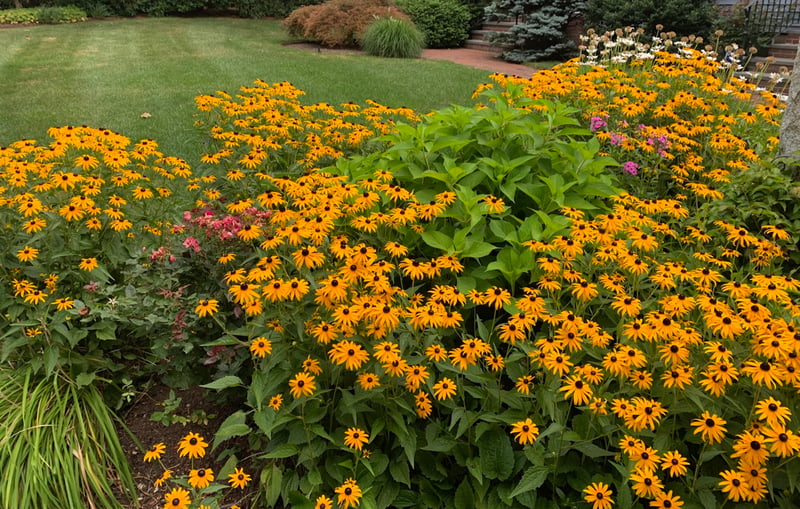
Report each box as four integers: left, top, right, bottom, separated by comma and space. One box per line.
698, 490, 717, 509
571, 441, 615, 459
75, 372, 96, 387
420, 230, 454, 251
200, 375, 242, 390
509, 465, 549, 498
461, 239, 495, 259
479, 427, 514, 481
389, 458, 411, 487
454, 479, 475, 509
263, 444, 298, 459
201, 335, 241, 347
213, 410, 250, 450
43, 346, 59, 376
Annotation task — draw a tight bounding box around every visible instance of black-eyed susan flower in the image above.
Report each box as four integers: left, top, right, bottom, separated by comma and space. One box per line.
289, 372, 316, 398
718, 470, 748, 502
163, 487, 191, 509
143, 442, 165, 462
227, 467, 251, 489
177, 432, 208, 459
314, 494, 334, 509
334, 478, 362, 509
660, 450, 689, 477
510, 418, 539, 445
356, 372, 380, 390
515, 374, 535, 395
631, 446, 660, 473
630, 468, 663, 499
329, 340, 369, 370
483, 286, 512, 310
691, 411, 727, 444
23, 289, 48, 305
649, 489, 683, 509
51, 297, 75, 311
268, 394, 283, 410
16, 246, 38, 262
188, 467, 214, 489
249, 337, 272, 358
762, 424, 800, 457
731, 430, 769, 465
741, 359, 784, 389
432, 377, 457, 400
218, 252, 236, 264
404, 365, 429, 391
425, 344, 448, 362
79, 257, 99, 271
344, 428, 369, 451
194, 299, 219, 317
154, 469, 173, 488
754, 397, 792, 428
583, 482, 614, 509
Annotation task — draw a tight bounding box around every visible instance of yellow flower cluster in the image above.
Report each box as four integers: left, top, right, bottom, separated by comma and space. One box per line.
194, 79, 419, 175
482, 45, 784, 201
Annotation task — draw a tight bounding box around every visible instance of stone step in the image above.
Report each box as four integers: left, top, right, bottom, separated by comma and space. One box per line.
471, 29, 512, 41
767, 43, 798, 59
774, 31, 800, 44
749, 55, 795, 74
481, 21, 517, 31
464, 39, 506, 53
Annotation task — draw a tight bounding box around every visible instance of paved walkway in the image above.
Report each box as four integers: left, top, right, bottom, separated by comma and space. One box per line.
286, 43, 535, 77
422, 48, 535, 77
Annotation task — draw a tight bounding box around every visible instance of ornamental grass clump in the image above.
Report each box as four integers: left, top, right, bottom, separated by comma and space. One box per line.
0, 366, 136, 509
361, 17, 424, 58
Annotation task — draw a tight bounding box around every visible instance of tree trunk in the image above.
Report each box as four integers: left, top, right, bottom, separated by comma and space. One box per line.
779, 49, 800, 157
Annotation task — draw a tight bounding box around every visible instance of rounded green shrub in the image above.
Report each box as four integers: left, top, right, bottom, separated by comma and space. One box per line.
397, 0, 471, 48
361, 16, 424, 58
583, 0, 719, 39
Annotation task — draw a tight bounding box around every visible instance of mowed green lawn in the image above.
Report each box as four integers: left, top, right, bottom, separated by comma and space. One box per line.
0, 17, 490, 163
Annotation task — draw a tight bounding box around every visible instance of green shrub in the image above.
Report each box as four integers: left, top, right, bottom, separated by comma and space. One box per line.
397, 0, 471, 48
132, 0, 206, 16
582, 0, 718, 40
283, 0, 411, 47
458, 0, 492, 30
361, 16, 424, 57
234, 0, 323, 18
483, 0, 581, 62
37, 5, 88, 23
0, 7, 38, 23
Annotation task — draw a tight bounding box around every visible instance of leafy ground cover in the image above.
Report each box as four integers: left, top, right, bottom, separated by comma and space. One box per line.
0, 17, 488, 166
1, 20, 799, 509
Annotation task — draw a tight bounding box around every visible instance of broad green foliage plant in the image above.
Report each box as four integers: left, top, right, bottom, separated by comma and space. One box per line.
331, 83, 619, 288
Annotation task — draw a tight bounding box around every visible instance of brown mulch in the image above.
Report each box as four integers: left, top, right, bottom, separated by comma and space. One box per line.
117, 384, 256, 509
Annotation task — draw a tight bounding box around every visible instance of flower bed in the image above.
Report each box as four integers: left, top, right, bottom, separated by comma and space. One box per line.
1, 28, 798, 509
